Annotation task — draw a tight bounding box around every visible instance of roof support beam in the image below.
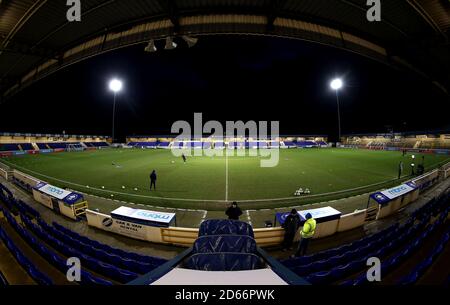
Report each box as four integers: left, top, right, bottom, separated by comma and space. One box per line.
0, 0, 48, 50
406, 0, 447, 41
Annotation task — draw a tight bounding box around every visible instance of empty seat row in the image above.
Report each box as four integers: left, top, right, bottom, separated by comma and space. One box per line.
399, 227, 450, 285
293, 225, 416, 279
198, 219, 254, 238
51, 221, 167, 266
339, 213, 448, 286
20, 216, 137, 283
0, 221, 52, 285
1, 207, 112, 285
282, 223, 400, 268
3, 205, 112, 285
185, 253, 264, 271
36, 219, 157, 274
193, 235, 257, 254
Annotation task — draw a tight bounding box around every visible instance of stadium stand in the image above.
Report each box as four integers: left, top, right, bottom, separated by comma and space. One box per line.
296, 141, 318, 148
0, 181, 169, 285
128, 142, 158, 148
214, 141, 225, 149
0, 144, 20, 152
397, 228, 450, 285
84, 142, 109, 147
0, 222, 53, 285
279, 191, 450, 285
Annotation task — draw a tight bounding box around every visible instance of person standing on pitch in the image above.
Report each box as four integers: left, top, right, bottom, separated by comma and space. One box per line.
281, 209, 301, 251
182, 153, 187, 163
293, 213, 316, 257
225, 201, 243, 220
150, 170, 157, 191
398, 161, 404, 179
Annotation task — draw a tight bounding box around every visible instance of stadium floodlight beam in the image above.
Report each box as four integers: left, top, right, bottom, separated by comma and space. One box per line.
109, 79, 123, 143
330, 78, 343, 142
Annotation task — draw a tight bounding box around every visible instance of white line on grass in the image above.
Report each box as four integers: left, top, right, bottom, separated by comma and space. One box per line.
225, 150, 229, 202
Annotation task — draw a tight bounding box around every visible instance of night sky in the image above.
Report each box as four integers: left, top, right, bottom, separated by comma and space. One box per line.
1, 35, 449, 142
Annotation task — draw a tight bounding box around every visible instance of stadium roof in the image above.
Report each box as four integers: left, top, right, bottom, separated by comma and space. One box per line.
1, 0, 449, 101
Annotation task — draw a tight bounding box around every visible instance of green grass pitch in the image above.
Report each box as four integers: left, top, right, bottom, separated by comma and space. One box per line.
2, 148, 449, 211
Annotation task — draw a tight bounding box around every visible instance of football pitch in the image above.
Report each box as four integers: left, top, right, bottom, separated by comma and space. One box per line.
2, 148, 449, 212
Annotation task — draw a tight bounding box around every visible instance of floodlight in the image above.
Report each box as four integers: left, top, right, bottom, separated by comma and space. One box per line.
164, 37, 177, 50
144, 40, 157, 53
109, 79, 122, 93
330, 78, 343, 90
182, 35, 198, 48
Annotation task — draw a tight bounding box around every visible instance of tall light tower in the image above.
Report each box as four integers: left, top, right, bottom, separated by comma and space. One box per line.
330, 78, 343, 142
109, 79, 122, 143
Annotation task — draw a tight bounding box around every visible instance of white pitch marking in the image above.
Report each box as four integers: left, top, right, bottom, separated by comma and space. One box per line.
225, 150, 229, 202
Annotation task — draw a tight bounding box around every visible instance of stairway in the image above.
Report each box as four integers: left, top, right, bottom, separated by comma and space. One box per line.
365, 206, 378, 222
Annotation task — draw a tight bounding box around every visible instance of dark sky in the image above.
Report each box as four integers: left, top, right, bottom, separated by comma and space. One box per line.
1, 35, 449, 141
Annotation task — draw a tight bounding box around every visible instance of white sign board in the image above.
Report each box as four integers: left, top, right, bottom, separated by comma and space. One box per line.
380, 183, 416, 200
298, 206, 341, 220
111, 206, 176, 226
37, 184, 72, 200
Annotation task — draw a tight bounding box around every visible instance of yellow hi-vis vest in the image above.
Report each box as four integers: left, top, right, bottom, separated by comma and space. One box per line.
301, 218, 316, 238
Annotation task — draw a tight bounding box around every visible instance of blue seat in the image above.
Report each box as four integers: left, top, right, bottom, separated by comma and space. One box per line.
80, 271, 113, 286
198, 220, 254, 238
306, 270, 331, 284
28, 267, 53, 285
185, 253, 263, 271
193, 235, 257, 254
116, 268, 139, 283
292, 264, 313, 276
399, 271, 419, 285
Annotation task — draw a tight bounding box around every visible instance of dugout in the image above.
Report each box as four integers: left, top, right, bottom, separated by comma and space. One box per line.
32, 182, 88, 220
368, 182, 419, 219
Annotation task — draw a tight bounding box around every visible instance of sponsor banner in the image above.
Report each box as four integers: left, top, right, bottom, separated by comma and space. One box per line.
113, 219, 147, 239
13, 151, 26, 156
39, 149, 53, 154
36, 183, 72, 200
0, 152, 13, 158
371, 182, 417, 204
53, 148, 65, 153
63, 192, 83, 205
276, 206, 341, 225
32, 188, 53, 209
27, 150, 39, 155
111, 206, 176, 227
